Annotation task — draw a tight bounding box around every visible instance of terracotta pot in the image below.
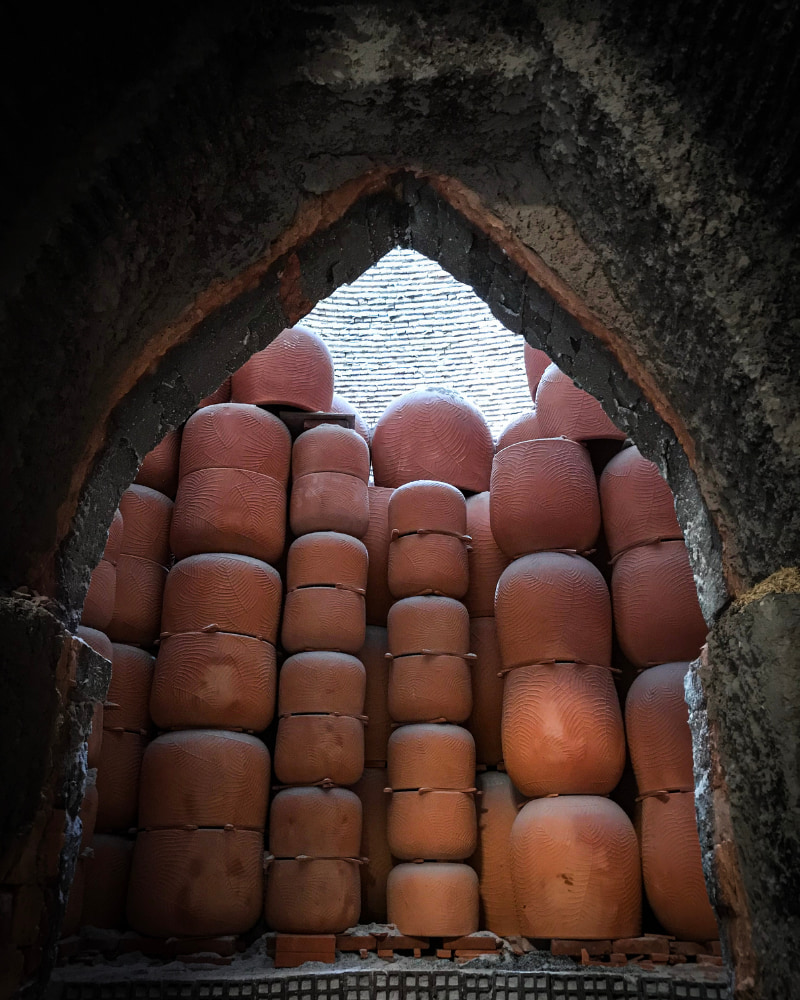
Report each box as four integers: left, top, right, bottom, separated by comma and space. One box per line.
171, 467, 286, 563
471, 771, 525, 936
286, 531, 369, 590
76, 625, 113, 664
388, 480, 467, 537
599, 446, 682, 558
611, 541, 707, 669
106, 644, 154, 732
388, 532, 469, 600
278, 651, 366, 717
502, 662, 626, 796
81, 558, 116, 632
467, 617, 504, 766
104, 508, 125, 565
640, 791, 718, 941
127, 828, 264, 937
134, 427, 182, 500
388, 723, 475, 790
464, 493, 509, 618
352, 767, 392, 922
525, 344, 551, 398
264, 858, 360, 933
511, 796, 641, 939
495, 411, 543, 452
387, 789, 477, 860
330, 393, 371, 446
274, 714, 365, 786
281, 588, 366, 654
87, 703, 104, 769
389, 654, 472, 724
387, 863, 479, 937
290, 472, 370, 538
371, 388, 495, 493
62, 857, 85, 938
151, 632, 277, 731
269, 787, 362, 858
364, 486, 394, 626
95, 730, 148, 833
79, 776, 99, 851
196, 376, 232, 409
536, 364, 626, 441
81, 835, 134, 929
107, 555, 167, 645
161, 552, 282, 643
625, 662, 694, 794
388, 596, 469, 658
495, 553, 612, 669
360, 627, 391, 763
490, 438, 601, 557
118, 485, 174, 566
179, 403, 292, 482
138, 731, 270, 831
293, 423, 370, 481
230, 326, 335, 412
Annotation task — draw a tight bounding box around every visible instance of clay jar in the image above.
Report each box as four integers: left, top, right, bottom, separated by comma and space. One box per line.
464, 493, 510, 618
277, 650, 366, 715
471, 771, 525, 936
535, 363, 626, 441
95, 729, 148, 833
281, 532, 368, 654
269, 787, 362, 858
290, 424, 370, 537
362, 486, 394, 626
387, 863, 479, 937
197, 376, 232, 408
353, 767, 392, 922
134, 427, 182, 499
599, 445, 682, 558
178, 403, 292, 481
264, 859, 361, 934
360, 627, 391, 763
81, 508, 124, 631
138, 731, 270, 831
117, 485, 173, 566
502, 662, 625, 796
525, 344, 551, 399
388, 723, 476, 789
330, 393, 371, 446
511, 796, 641, 939
230, 326, 335, 412
127, 828, 263, 937
611, 541, 707, 668
106, 644, 154, 732
625, 662, 694, 793
372, 388, 495, 493
387, 481, 469, 599
639, 791, 718, 941
495, 410, 543, 452
81, 835, 134, 929
467, 617, 504, 766
494, 553, 612, 670
489, 438, 601, 557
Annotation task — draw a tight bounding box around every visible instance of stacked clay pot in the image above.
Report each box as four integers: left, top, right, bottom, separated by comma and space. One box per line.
81, 508, 124, 633
330, 393, 371, 446
134, 427, 182, 500
535, 363, 626, 442
231, 326, 335, 412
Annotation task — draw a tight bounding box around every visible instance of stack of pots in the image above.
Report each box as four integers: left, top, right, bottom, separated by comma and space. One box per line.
384, 480, 480, 937
601, 446, 715, 940
491, 435, 641, 939
534, 363, 627, 443
267, 421, 370, 933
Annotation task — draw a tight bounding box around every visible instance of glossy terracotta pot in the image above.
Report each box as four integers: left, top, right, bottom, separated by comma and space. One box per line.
352, 767, 392, 922
502, 662, 626, 796
511, 796, 641, 939
278, 651, 366, 716
161, 552, 282, 643
293, 423, 370, 481
87, 703, 104, 769
625, 662, 694, 793
388, 596, 470, 658
388, 723, 475, 790
495, 553, 612, 669
81, 558, 116, 632
118, 485, 174, 566
171, 467, 286, 563
179, 403, 292, 482
640, 792, 718, 941
281, 588, 366, 654
471, 771, 525, 936
360, 627, 391, 763
196, 376, 232, 409
364, 486, 394, 626
95, 730, 148, 833
62, 857, 85, 938
389, 654, 472, 724
290, 472, 370, 538
372, 388, 495, 493
106, 644, 154, 732
388, 532, 469, 600
330, 393, 371, 446
388, 480, 467, 536
151, 632, 277, 731
269, 787, 362, 858
387, 789, 477, 860
274, 714, 365, 786
525, 344, 551, 398
76, 625, 113, 663
138, 731, 270, 831
79, 776, 99, 851
286, 531, 369, 590
536, 364, 626, 441
464, 493, 509, 618
107, 555, 167, 645
264, 858, 360, 933
495, 410, 543, 452
599, 445, 682, 558
611, 541, 707, 669
134, 427, 182, 500
127, 828, 264, 937
231, 326, 335, 412
490, 438, 601, 557
104, 508, 125, 565
387, 863, 479, 937
467, 617, 505, 766
81, 835, 134, 929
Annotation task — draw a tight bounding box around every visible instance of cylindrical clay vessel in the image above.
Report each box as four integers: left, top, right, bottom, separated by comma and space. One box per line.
290, 424, 370, 538
625, 661, 694, 793
352, 767, 392, 922
360, 627, 391, 763
387, 863, 479, 937
230, 326, 335, 412
269, 786, 362, 859
471, 771, 525, 936
535, 364, 626, 442
81, 835, 134, 930
134, 427, 182, 500
467, 616, 504, 766
464, 492, 509, 618
363, 486, 394, 627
